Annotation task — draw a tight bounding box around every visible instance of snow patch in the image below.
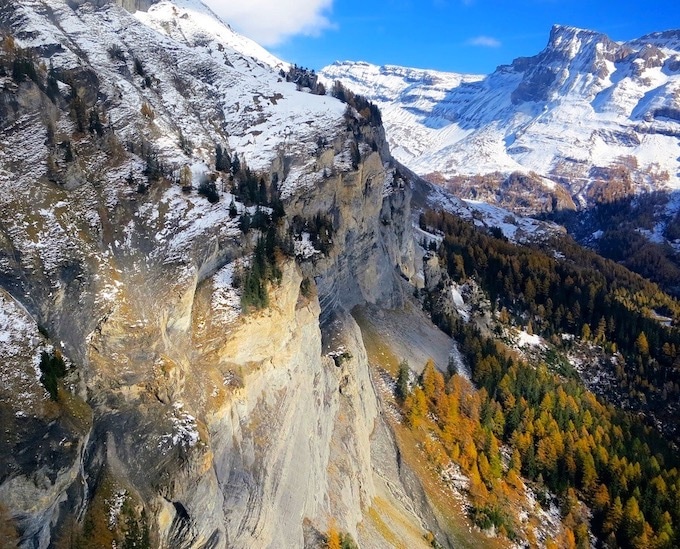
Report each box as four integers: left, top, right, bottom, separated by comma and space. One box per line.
293, 232, 321, 260
159, 402, 200, 453
106, 489, 128, 529
516, 330, 545, 349
0, 291, 52, 410
211, 260, 243, 325
450, 283, 470, 322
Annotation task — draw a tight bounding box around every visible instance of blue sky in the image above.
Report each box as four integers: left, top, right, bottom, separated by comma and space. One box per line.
206, 0, 680, 75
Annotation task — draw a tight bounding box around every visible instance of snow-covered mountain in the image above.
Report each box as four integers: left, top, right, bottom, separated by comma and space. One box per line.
321, 26, 680, 208
5, 2, 679, 547
3, 0, 345, 192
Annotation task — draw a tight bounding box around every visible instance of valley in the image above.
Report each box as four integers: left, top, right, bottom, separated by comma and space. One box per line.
0, 1, 679, 548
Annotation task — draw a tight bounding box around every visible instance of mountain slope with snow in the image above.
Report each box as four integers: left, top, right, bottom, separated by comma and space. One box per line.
319, 62, 484, 166
5, 0, 344, 183
0, 1, 426, 547
6, 2, 561, 548
321, 26, 680, 207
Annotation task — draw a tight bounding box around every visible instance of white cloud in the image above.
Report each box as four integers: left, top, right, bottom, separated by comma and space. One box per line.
467, 35, 501, 47
203, 0, 334, 46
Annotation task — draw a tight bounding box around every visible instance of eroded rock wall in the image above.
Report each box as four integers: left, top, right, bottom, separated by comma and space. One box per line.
287, 150, 414, 321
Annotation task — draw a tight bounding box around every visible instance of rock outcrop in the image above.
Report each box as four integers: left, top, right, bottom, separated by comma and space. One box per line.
0, 0, 438, 545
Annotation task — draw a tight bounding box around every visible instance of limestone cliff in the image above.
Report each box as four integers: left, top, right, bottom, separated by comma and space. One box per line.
0, 128, 424, 547
0, 0, 447, 545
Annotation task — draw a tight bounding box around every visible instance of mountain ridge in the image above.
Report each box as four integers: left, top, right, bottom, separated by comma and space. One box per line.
320, 24, 680, 209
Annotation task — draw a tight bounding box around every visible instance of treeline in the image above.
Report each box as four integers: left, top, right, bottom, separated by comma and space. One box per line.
39, 349, 67, 401
1, 34, 40, 85
214, 147, 284, 216
547, 191, 680, 297
55, 489, 151, 549
2, 35, 154, 199
401, 328, 680, 547
290, 213, 334, 255
330, 80, 382, 127
280, 64, 325, 95
235, 225, 281, 311
1, 35, 111, 135
213, 146, 289, 311
597, 229, 680, 297
419, 210, 680, 424
234, 210, 336, 311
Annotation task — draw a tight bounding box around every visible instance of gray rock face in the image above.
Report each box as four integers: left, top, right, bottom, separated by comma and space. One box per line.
0, 1, 432, 545
0, 156, 422, 548
287, 150, 414, 322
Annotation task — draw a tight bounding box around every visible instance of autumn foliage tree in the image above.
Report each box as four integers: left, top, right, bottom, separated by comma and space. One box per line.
395, 324, 680, 546
326, 522, 341, 549
420, 208, 680, 440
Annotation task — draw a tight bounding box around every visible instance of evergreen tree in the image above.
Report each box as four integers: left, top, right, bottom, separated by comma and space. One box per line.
239, 211, 251, 233
397, 360, 410, 401
88, 108, 103, 136
215, 144, 230, 172
71, 94, 86, 133
258, 177, 267, 204
46, 62, 59, 102
63, 140, 74, 162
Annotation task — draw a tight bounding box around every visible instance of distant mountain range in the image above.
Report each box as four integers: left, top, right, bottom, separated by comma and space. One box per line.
321, 25, 680, 211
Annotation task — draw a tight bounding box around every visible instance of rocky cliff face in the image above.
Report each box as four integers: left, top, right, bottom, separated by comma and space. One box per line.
287, 149, 414, 318
0, 0, 441, 547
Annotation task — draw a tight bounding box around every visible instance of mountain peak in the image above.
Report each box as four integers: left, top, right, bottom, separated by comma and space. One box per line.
549, 24, 601, 37
635, 29, 680, 50
546, 24, 611, 54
